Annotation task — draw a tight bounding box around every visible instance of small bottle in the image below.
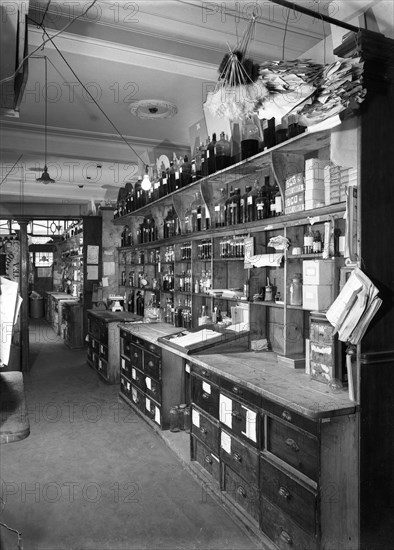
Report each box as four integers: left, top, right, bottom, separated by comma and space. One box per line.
313, 230, 322, 253
241, 115, 261, 160
247, 180, 260, 223
226, 188, 241, 226
214, 132, 231, 170
180, 155, 192, 187
183, 405, 191, 433
256, 176, 270, 220
214, 187, 227, 228
207, 133, 217, 175
169, 406, 180, 432
201, 138, 209, 178
303, 226, 314, 254
240, 185, 252, 224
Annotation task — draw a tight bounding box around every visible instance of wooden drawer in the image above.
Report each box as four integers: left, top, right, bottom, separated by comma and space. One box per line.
191, 406, 220, 454
260, 496, 318, 550
120, 328, 131, 343
99, 343, 108, 362
144, 375, 161, 404
220, 378, 261, 409
144, 340, 161, 357
130, 344, 143, 368
120, 375, 132, 401
267, 417, 319, 482
120, 356, 131, 380
220, 430, 259, 487
141, 392, 161, 427
261, 397, 318, 436
130, 366, 145, 392
223, 464, 260, 523
97, 357, 108, 379
191, 363, 220, 386
260, 455, 317, 535
130, 384, 145, 414
219, 391, 259, 447
191, 436, 221, 484
143, 351, 161, 381
191, 374, 219, 419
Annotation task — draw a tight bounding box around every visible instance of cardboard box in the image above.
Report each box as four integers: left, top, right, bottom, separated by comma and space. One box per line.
305, 158, 327, 189
286, 183, 305, 196
303, 260, 335, 285
285, 191, 305, 212
285, 172, 304, 189
305, 199, 325, 210
305, 188, 325, 201
302, 284, 333, 311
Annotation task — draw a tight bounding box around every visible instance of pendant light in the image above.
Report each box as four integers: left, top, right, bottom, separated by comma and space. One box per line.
141, 165, 152, 191
37, 57, 55, 184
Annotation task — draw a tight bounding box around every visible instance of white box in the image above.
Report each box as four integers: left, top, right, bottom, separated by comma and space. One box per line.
305, 189, 325, 201
303, 260, 335, 285
305, 199, 325, 210
302, 284, 333, 311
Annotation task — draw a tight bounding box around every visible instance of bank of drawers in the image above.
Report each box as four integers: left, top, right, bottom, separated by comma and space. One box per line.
190, 362, 326, 548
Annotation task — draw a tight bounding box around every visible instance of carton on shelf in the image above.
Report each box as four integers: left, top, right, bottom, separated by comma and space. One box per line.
303, 259, 335, 285
302, 284, 333, 311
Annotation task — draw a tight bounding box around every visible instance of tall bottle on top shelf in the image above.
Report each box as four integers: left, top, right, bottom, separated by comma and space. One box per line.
214, 132, 231, 171
256, 176, 270, 220
214, 187, 227, 228
226, 188, 241, 226
207, 133, 217, 175
241, 115, 261, 160
201, 138, 209, 178
160, 163, 168, 198
240, 186, 252, 224
180, 155, 192, 187
151, 166, 160, 202
192, 145, 202, 181
126, 184, 134, 213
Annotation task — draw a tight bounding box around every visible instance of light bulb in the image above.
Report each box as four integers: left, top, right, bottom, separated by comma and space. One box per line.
141, 167, 151, 191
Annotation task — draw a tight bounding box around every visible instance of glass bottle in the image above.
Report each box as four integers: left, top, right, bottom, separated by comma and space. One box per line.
313, 230, 322, 253
241, 115, 261, 160
160, 163, 168, 197
240, 185, 252, 224
225, 188, 234, 226
201, 138, 209, 178
192, 145, 202, 181
247, 180, 260, 223
184, 203, 193, 234
191, 191, 204, 232
126, 183, 134, 213
303, 225, 314, 254
289, 274, 302, 306
262, 117, 276, 149
168, 161, 176, 194
227, 188, 241, 226
151, 166, 160, 202
134, 179, 142, 210
214, 187, 227, 228
207, 133, 217, 175
180, 155, 192, 187
214, 131, 231, 171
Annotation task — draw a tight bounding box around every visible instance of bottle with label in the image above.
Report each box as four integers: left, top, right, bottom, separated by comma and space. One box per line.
256, 176, 270, 220
151, 166, 160, 202
201, 138, 209, 178
207, 133, 217, 175
126, 184, 134, 213
247, 180, 260, 223
240, 185, 252, 224
289, 274, 302, 306
313, 230, 322, 253
184, 203, 193, 234
274, 187, 283, 216
227, 188, 241, 226
303, 225, 314, 254
180, 155, 192, 187
168, 161, 176, 194
214, 132, 231, 171
214, 187, 227, 228
241, 115, 261, 160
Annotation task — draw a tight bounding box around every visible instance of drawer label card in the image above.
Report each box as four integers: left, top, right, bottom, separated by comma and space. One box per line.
126, 381, 130, 391
145, 397, 151, 411
145, 377, 152, 390
202, 381, 211, 395
212, 453, 219, 463
132, 368, 136, 380
155, 406, 160, 425
185, 363, 191, 374
219, 394, 233, 429
192, 409, 200, 428
121, 358, 125, 370
221, 431, 232, 455
132, 388, 137, 403
241, 406, 257, 443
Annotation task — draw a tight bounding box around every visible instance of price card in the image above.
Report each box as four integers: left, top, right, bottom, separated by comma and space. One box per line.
241, 406, 257, 442
121, 358, 125, 370
132, 368, 136, 380
202, 381, 211, 394
145, 397, 151, 411
155, 407, 161, 425
192, 408, 200, 428
219, 394, 233, 429
221, 431, 232, 455
145, 377, 152, 390
132, 387, 137, 402
185, 362, 191, 374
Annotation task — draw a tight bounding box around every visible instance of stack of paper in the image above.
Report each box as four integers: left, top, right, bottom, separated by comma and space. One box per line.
326, 268, 382, 344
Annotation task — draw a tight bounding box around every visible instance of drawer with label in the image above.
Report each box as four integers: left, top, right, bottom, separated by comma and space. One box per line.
223, 464, 260, 523
99, 343, 108, 362
266, 418, 319, 482
191, 375, 220, 419
219, 392, 259, 447
143, 351, 161, 381
120, 375, 132, 400
191, 363, 220, 386
130, 366, 145, 392
220, 378, 261, 409
261, 398, 318, 436
130, 384, 145, 414
142, 394, 161, 427
129, 344, 143, 368
260, 455, 317, 535
220, 430, 259, 487
97, 357, 108, 378
120, 357, 132, 380
260, 496, 318, 550
144, 375, 161, 404
191, 406, 220, 454
191, 436, 221, 485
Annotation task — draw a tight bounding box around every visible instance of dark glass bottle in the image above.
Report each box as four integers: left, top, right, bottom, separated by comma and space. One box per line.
180, 155, 192, 187
201, 138, 209, 178
151, 167, 160, 202
256, 177, 270, 220
227, 188, 241, 226
126, 184, 134, 213
127, 290, 135, 313
207, 133, 217, 175
241, 116, 260, 160
214, 187, 227, 228
247, 180, 260, 223
262, 117, 276, 149
214, 132, 231, 171
160, 163, 168, 198
240, 185, 252, 224
136, 291, 144, 317
168, 161, 176, 194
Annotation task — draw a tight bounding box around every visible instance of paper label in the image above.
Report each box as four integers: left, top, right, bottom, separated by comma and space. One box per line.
132, 368, 136, 380
121, 358, 125, 370
221, 431, 232, 454
145, 397, 151, 411
185, 362, 191, 374
127, 381, 130, 391
247, 196, 253, 205
145, 377, 152, 390
214, 205, 220, 212
202, 381, 211, 394
241, 406, 257, 442
219, 394, 233, 428
192, 409, 200, 428
132, 387, 137, 401
155, 407, 161, 425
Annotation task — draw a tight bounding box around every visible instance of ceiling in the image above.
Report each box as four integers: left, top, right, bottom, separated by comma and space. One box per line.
0, 0, 386, 215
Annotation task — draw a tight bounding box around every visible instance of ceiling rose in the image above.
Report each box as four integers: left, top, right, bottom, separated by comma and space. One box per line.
129, 100, 178, 120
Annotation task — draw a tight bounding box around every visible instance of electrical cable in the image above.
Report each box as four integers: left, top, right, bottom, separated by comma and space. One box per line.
39, 0, 52, 28
0, 0, 98, 86
0, 154, 23, 187
32, 21, 148, 167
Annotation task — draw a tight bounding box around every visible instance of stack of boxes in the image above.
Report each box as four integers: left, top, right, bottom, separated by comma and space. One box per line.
324, 164, 358, 205
304, 158, 327, 210
302, 259, 335, 311
284, 172, 304, 214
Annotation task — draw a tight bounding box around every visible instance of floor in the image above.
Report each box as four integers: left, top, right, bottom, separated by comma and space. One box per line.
0, 319, 260, 550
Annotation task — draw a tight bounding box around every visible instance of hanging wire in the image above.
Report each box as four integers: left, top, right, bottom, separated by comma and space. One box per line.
282, 7, 291, 61
0, 154, 23, 187
39, 0, 52, 28
44, 56, 48, 167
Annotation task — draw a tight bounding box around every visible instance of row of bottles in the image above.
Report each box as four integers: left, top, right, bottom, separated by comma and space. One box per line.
303, 226, 323, 254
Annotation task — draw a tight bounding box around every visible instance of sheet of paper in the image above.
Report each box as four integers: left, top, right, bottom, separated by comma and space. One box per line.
155, 406, 160, 425
192, 409, 200, 428
242, 406, 257, 443
219, 394, 233, 429
132, 368, 136, 380
202, 381, 211, 395
145, 377, 152, 390
87, 265, 99, 280
87, 245, 99, 264
0, 276, 19, 366
220, 431, 232, 455
103, 262, 115, 276
145, 397, 151, 411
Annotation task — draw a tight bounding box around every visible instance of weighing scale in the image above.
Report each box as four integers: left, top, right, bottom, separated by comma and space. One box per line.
108, 295, 125, 312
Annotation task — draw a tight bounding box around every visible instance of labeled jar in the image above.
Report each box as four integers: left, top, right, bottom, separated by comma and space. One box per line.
289, 275, 302, 306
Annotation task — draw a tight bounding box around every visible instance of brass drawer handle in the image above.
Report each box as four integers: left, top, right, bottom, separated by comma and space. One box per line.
200, 427, 207, 435
149, 344, 156, 352
285, 438, 300, 452
231, 410, 242, 421
133, 352, 139, 358
279, 486, 291, 500
280, 530, 293, 545
237, 486, 246, 497
232, 386, 243, 395
232, 451, 242, 462
204, 455, 212, 465
147, 360, 154, 367
202, 393, 210, 400
282, 410, 292, 422
201, 370, 209, 377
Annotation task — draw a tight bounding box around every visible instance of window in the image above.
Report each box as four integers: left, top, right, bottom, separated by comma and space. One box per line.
35, 252, 53, 267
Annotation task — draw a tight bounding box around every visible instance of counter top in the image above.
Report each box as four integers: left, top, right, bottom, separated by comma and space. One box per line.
0, 372, 30, 444
88, 310, 143, 323
119, 324, 357, 420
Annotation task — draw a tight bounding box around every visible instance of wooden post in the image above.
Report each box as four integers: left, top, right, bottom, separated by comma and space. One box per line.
17, 219, 30, 372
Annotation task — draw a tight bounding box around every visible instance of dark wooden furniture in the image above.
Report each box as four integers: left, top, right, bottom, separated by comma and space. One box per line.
0, 372, 30, 444
62, 301, 83, 349
86, 310, 142, 384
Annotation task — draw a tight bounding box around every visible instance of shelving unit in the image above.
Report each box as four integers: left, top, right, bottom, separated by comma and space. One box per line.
114, 128, 346, 368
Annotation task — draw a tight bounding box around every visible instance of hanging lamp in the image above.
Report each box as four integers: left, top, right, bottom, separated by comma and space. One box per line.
37, 57, 55, 184
141, 165, 152, 191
